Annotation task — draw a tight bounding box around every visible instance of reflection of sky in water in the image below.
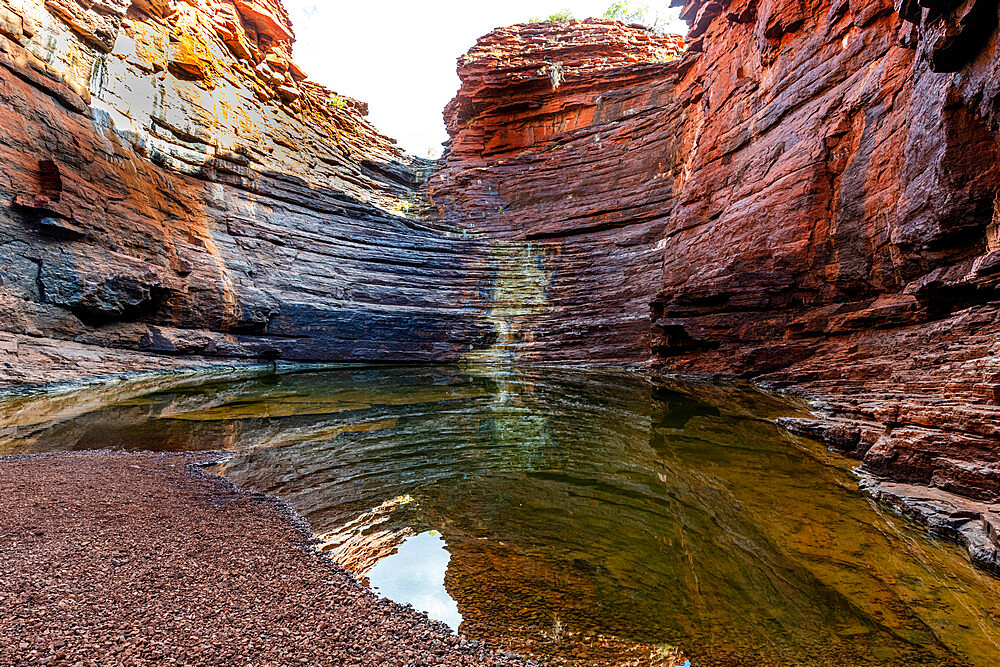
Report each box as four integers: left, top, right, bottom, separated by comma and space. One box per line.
367, 531, 462, 632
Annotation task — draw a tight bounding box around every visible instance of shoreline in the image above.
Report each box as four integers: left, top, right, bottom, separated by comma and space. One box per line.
776, 415, 1000, 578
0, 450, 530, 666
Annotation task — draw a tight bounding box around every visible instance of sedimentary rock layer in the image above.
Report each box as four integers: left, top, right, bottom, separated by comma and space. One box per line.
0, 0, 494, 386
1, 0, 998, 545
663, 0, 1000, 507
430, 21, 686, 362
429, 7, 1000, 519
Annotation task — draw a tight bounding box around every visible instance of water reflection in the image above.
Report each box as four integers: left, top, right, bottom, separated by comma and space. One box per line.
6, 366, 1000, 666
367, 531, 462, 632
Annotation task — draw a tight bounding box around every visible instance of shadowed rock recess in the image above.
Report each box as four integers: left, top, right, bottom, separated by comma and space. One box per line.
1, 0, 999, 570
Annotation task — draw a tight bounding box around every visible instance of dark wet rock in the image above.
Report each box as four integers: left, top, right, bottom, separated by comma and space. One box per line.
38, 247, 168, 321
775, 417, 865, 455
859, 475, 1000, 576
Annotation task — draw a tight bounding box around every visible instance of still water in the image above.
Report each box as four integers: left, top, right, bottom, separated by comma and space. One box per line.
5, 366, 1000, 666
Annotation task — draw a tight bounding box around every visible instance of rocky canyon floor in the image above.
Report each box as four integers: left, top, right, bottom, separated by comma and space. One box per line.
0, 450, 528, 667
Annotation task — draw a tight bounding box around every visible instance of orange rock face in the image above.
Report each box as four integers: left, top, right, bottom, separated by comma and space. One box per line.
0, 0, 495, 385
430, 7, 1000, 512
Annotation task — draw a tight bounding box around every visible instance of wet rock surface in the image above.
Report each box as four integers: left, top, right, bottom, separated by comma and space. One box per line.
0, 451, 529, 666
859, 474, 1000, 576
0, 331, 244, 387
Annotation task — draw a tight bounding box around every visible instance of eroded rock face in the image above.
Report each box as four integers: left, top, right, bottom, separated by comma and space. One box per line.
660, 0, 1000, 504
430, 20, 687, 363
430, 9, 1000, 506
0, 0, 495, 385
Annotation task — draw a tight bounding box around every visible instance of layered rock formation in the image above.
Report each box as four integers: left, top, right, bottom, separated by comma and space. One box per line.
431, 22, 686, 363
0, 0, 493, 386
428, 7, 1000, 562
645, 0, 1000, 510
1, 0, 999, 569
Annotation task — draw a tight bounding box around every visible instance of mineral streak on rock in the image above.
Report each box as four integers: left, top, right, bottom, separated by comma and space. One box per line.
429, 7, 1000, 531
462, 241, 552, 366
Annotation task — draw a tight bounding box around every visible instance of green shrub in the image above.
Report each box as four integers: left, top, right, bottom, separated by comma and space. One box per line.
528, 10, 575, 23
603, 1, 648, 24
603, 1, 679, 32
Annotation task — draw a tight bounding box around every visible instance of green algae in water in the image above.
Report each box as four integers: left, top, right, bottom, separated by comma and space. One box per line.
6, 366, 1000, 665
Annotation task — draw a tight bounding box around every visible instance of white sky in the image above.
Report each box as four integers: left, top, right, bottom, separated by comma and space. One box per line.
285, 1, 686, 157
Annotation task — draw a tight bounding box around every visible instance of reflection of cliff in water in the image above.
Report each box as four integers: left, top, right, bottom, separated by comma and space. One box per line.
8, 367, 1000, 666
213, 368, 1000, 667
0, 367, 489, 455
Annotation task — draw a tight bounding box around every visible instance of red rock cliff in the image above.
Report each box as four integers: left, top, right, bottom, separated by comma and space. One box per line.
429, 5, 1000, 566
430, 20, 687, 363
2, 0, 999, 569
0, 0, 495, 384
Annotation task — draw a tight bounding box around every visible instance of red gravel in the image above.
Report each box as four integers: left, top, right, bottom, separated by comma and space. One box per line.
0, 451, 531, 666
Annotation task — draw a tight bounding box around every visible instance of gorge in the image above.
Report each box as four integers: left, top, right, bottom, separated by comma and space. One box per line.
2, 0, 1000, 663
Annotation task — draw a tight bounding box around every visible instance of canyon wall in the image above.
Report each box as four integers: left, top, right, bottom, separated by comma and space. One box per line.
0, 0, 494, 386
429, 4, 1000, 541
1, 0, 999, 556
431, 23, 686, 363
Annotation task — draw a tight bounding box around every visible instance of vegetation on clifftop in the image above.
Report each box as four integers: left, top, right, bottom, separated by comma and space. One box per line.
603, 1, 678, 32
528, 10, 576, 23
527, 3, 679, 33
